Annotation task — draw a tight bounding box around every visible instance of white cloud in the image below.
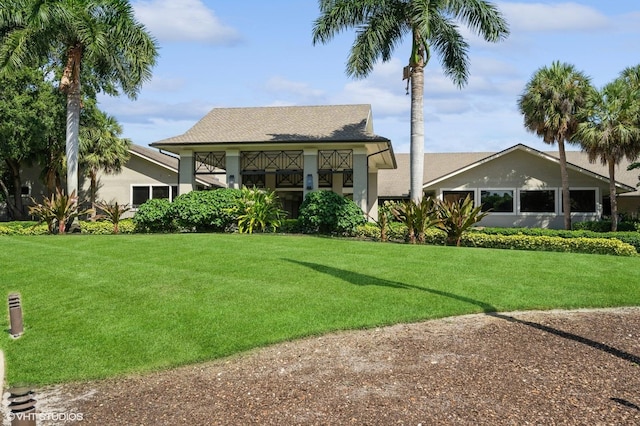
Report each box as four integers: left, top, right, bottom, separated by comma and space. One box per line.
133, 0, 242, 45
497, 2, 612, 33
100, 97, 213, 124
264, 77, 325, 99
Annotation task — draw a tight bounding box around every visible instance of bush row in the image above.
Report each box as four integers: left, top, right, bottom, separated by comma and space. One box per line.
356, 223, 637, 256
133, 189, 367, 235
0, 219, 136, 235
461, 233, 637, 257
474, 227, 640, 252
573, 220, 638, 232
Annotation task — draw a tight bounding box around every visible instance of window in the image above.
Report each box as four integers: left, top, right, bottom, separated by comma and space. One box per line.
480, 190, 514, 213
562, 189, 597, 213
131, 185, 178, 208
443, 190, 475, 205
519, 190, 555, 213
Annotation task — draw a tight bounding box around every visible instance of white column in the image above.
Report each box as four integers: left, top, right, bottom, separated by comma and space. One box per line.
367, 170, 379, 221
352, 148, 368, 214
303, 149, 318, 198
178, 150, 195, 195
226, 150, 240, 189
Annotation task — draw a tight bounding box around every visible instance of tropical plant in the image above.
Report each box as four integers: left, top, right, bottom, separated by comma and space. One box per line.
575, 77, 640, 231
234, 186, 287, 234
374, 201, 397, 242
435, 195, 488, 246
298, 191, 366, 235
391, 197, 440, 244
95, 201, 131, 234
28, 189, 92, 234
312, 0, 509, 202
0, 0, 158, 198
80, 109, 131, 218
518, 61, 593, 230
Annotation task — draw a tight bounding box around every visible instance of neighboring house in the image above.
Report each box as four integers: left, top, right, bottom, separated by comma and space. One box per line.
150, 104, 396, 219
379, 144, 640, 229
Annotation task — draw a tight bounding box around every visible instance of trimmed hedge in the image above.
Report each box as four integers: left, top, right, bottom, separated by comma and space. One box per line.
474, 227, 640, 252
0, 222, 49, 235
573, 220, 638, 232
80, 219, 135, 235
461, 233, 637, 256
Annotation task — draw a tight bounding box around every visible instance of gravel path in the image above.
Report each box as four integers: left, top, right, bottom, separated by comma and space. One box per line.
7, 307, 640, 425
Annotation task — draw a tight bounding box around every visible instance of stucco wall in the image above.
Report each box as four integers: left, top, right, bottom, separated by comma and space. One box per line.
427, 149, 611, 229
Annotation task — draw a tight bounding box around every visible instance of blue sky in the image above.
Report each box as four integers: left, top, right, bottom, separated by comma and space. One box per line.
98, 1, 640, 153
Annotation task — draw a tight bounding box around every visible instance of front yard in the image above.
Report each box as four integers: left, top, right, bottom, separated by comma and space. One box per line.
1, 233, 639, 385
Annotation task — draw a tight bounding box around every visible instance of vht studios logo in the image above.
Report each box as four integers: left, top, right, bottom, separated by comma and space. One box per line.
7, 411, 85, 422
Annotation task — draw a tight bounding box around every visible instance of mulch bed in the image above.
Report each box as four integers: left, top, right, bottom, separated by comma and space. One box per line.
27, 307, 640, 425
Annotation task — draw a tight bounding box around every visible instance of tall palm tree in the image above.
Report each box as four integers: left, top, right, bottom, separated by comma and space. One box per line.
574, 78, 640, 231
518, 61, 592, 230
312, 0, 509, 202
0, 0, 157, 198
80, 112, 131, 218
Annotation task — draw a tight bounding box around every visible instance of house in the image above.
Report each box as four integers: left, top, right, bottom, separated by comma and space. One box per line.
150, 104, 396, 219
2, 144, 224, 220
379, 144, 640, 229
98, 144, 223, 209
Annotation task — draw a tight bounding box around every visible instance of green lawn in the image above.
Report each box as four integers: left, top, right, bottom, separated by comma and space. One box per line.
1, 233, 639, 385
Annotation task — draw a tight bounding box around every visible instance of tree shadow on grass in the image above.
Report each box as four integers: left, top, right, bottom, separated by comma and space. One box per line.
284, 258, 640, 368
285, 258, 640, 410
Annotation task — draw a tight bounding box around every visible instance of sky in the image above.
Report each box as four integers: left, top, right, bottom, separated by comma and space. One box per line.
98, 1, 640, 154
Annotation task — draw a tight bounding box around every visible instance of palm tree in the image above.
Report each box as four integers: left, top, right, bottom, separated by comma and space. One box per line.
312, 0, 509, 202
80, 112, 131, 218
518, 61, 592, 230
0, 0, 158, 198
574, 79, 640, 231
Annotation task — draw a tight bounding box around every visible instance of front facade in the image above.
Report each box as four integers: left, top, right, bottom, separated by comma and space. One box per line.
379, 144, 639, 229
151, 104, 396, 220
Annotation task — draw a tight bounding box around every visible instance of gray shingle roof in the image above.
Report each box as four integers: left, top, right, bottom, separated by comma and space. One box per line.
151, 104, 389, 146
378, 144, 639, 198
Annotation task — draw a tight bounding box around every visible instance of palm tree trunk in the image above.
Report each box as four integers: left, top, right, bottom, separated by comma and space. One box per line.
608, 158, 618, 232
62, 45, 83, 199
558, 139, 571, 230
409, 32, 425, 203
66, 85, 81, 198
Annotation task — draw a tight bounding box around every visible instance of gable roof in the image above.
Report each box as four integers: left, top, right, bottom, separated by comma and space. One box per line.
378, 144, 639, 198
151, 104, 390, 146
129, 144, 224, 188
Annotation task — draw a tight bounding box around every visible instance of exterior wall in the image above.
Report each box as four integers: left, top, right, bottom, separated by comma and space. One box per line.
91, 155, 178, 207
427, 149, 611, 229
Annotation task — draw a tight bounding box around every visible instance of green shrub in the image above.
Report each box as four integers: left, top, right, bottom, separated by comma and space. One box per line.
170, 189, 241, 232
462, 233, 636, 256
298, 191, 365, 235
279, 219, 302, 234
133, 199, 176, 233
573, 220, 637, 232
81, 219, 135, 235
